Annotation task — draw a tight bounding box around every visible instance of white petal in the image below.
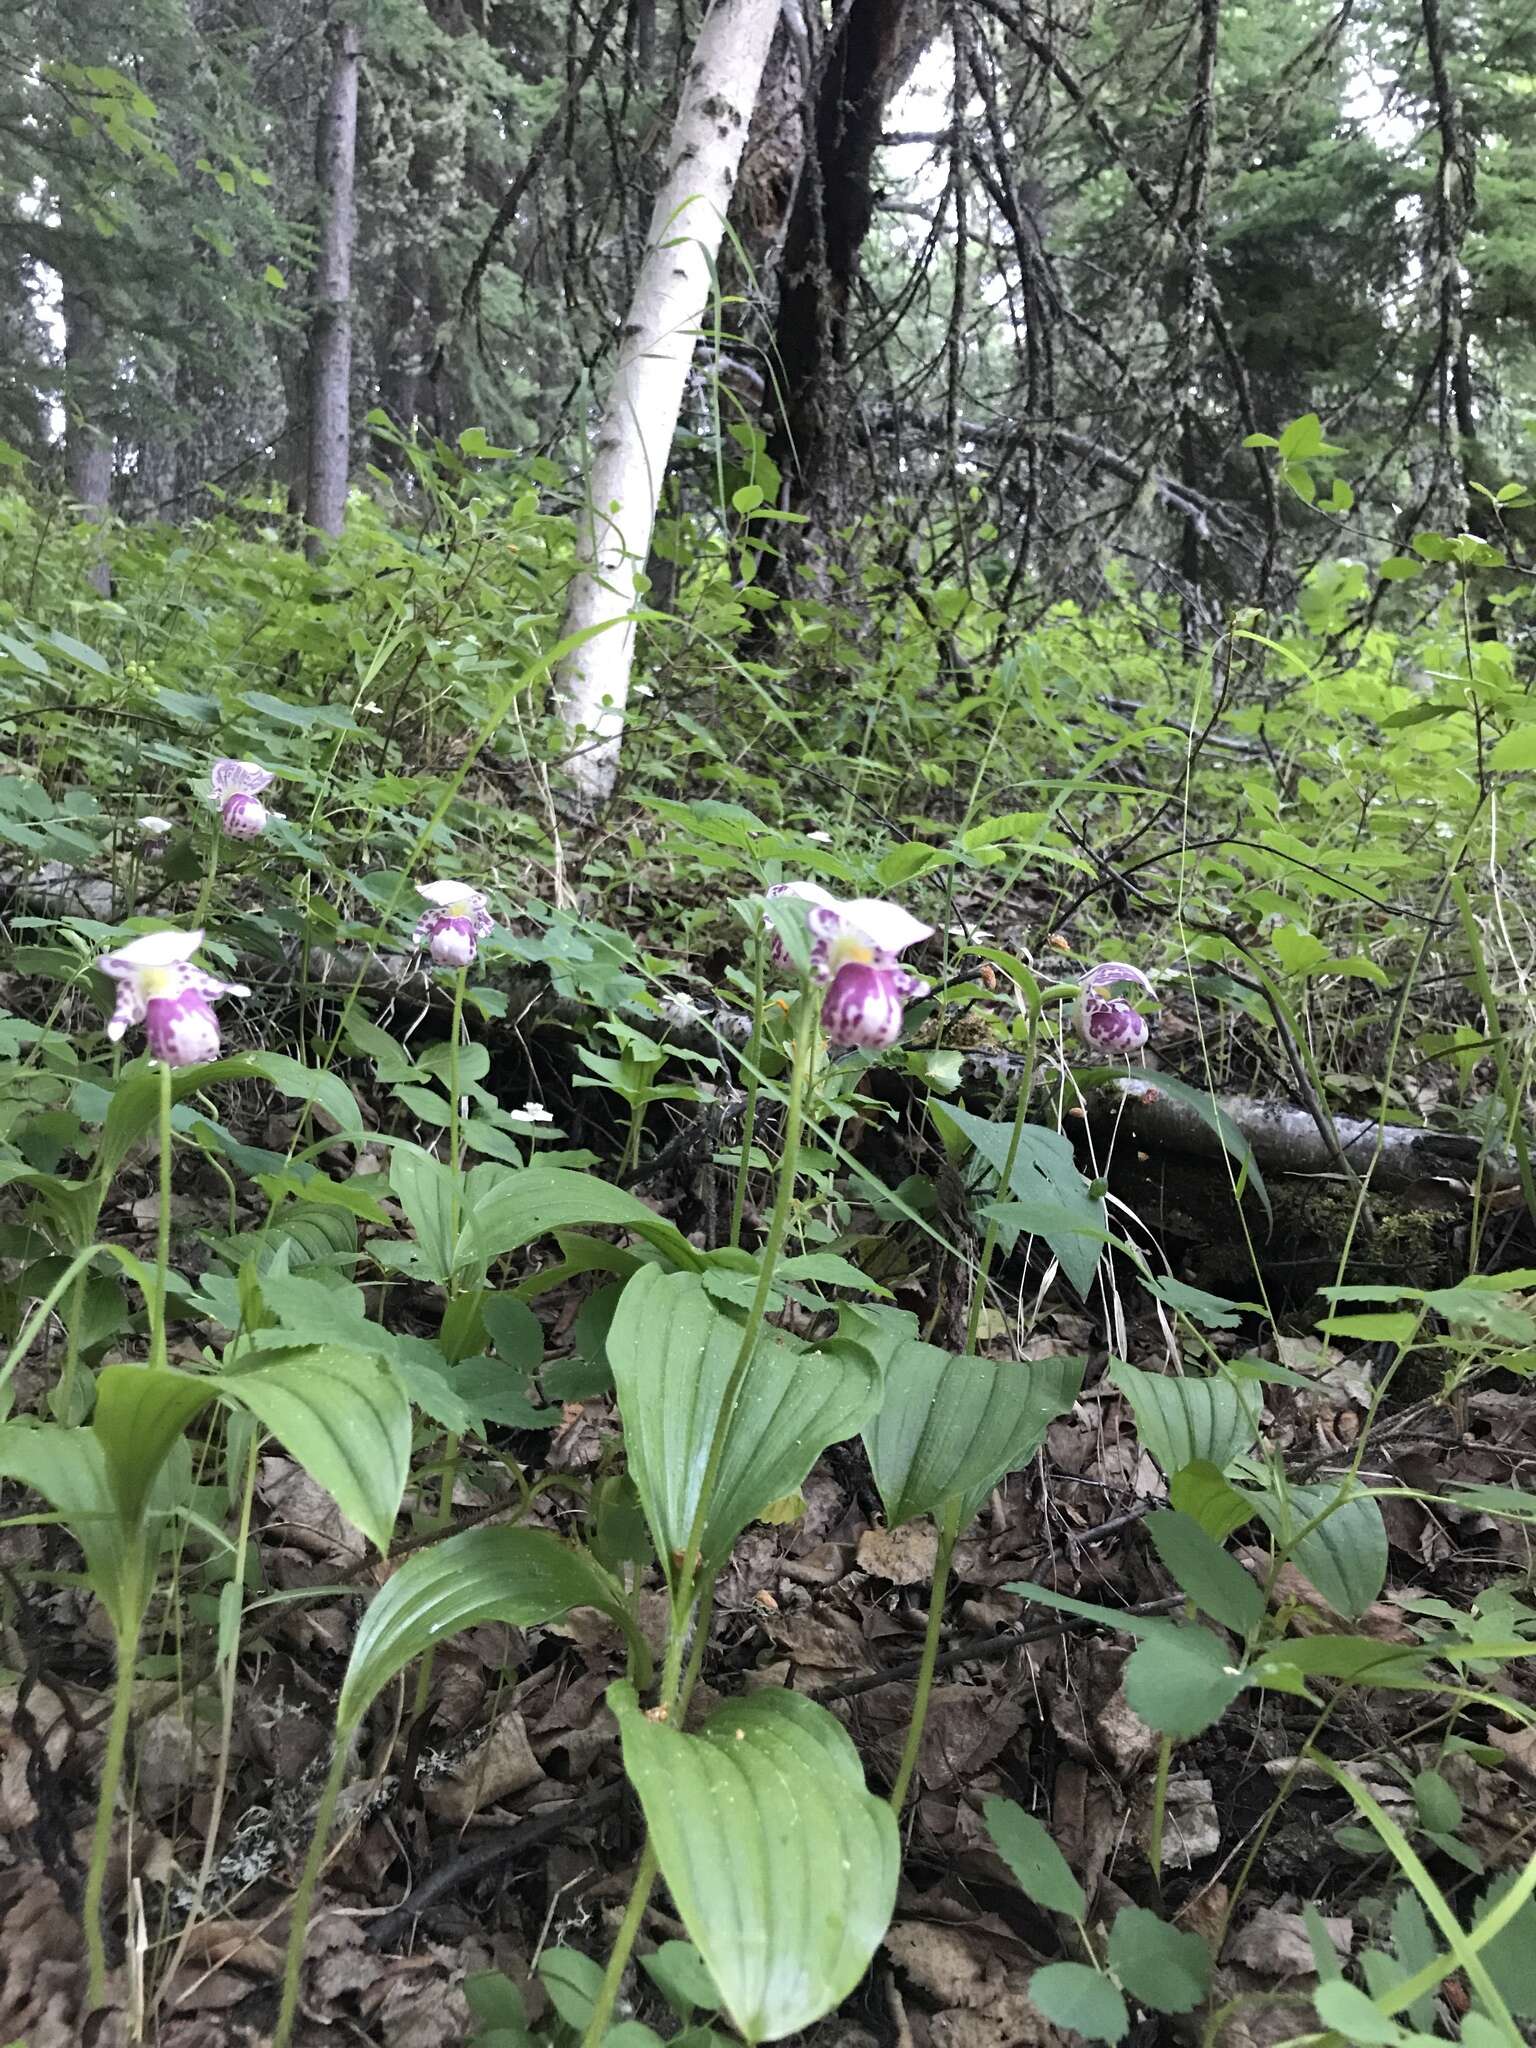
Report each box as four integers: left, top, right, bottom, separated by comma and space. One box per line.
138, 816, 175, 835
417, 879, 475, 906
99, 928, 205, 971
767, 880, 838, 908
836, 898, 934, 955
1080, 960, 1156, 998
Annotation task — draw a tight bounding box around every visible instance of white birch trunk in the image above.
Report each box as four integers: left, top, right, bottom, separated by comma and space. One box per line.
304, 19, 362, 556
555, 0, 780, 801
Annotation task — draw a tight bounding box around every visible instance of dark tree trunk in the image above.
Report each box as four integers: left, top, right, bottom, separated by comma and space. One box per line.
764, 0, 921, 530
304, 17, 362, 555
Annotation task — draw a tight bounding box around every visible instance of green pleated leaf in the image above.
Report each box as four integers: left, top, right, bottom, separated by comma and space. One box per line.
93, 1363, 218, 1530
221, 1345, 410, 1556
1028, 1962, 1128, 2044
1254, 1479, 1388, 1618
463, 1165, 703, 1273
1110, 1360, 1258, 1477
611, 1680, 898, 2042
855, 1309, 1082, 1527
608, 1268, 878, 1581
339, 1524, 634, 1732
0, 1420, 189, 1637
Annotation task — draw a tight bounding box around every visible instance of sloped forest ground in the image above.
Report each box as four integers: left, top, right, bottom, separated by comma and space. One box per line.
0, 481, 1534, 2048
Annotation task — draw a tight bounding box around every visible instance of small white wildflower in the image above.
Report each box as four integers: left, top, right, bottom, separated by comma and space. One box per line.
805, 830, 834, 843
513, 1101, 555, 1124
359, 700, 384, 715
138, 815, 175, 836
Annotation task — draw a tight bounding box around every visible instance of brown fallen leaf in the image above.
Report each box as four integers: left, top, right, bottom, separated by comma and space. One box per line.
858, 1521, 940, 1586
425, 1711, 544, 1821
1226, 1904, 1352, 1978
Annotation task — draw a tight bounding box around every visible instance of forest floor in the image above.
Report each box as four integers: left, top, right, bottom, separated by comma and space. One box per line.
0, 977, 1532, 2048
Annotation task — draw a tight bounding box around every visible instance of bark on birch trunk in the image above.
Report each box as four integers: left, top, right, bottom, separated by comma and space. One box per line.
554, 0, 780, 803
304, 18, 362, 556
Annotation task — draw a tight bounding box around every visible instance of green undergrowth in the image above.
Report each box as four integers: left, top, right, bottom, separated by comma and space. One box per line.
0, 432, 1533, 2045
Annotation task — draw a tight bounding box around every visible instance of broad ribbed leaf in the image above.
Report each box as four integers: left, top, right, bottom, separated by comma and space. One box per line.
464, 1166, 703, 1273
0, 1421, 190, 1637
339, 1524, 632, 1731
1254, 1480, 1387, 1618
96, 1052, 362, 1184
608, 1268, 878, 1580
222, 1346, 409, 1555
612, 1681, 898, 2042
1111, 1360, 1258, 1476
94, 1364, 218, 1529
856, 1309, 1082, 1527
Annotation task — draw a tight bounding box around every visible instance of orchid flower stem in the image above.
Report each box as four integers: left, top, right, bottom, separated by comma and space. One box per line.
191, 832, 220, 937
84, 1619, 138, 2008
273, 1735, 351, 2048
728, 930, 768, 1250
963, 1003, 1041, 1354
889, 1496, 960, 1813
1147, 1734, 1172, 1897
660, 985, 818, 1705
152, 1056, 173, 1370
578, 1842, 659, 2048
448, 967, 466, 1225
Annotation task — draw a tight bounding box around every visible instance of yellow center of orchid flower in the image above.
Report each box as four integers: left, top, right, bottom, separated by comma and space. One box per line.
826, 934, 876, 972
139, 966, 177, 998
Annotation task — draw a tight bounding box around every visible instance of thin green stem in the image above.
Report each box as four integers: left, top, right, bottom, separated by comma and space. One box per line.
890, 1498, 960, 1813
273, 1736, 351, 2048
578, 1841, 659, 2048
152, 1056, 173, 1369
447, 966, 467, 1234
729, 931, 769, 1249
1147, 1734, 1172, 1895
190, 831, 221, 938
964, 1006, 1041, 1353
85, 1622, 138, 2008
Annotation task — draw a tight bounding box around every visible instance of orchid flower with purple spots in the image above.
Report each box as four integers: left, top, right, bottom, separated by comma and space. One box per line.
414, 880, 494, 969
97, 929, 250, 1067
1075, 960, 1155, 1056
768, 886, 934, 1049
211, 758, 277, 841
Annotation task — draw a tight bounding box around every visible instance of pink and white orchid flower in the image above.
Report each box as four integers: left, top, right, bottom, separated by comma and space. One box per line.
211, 759, 276, 841
1075, 960, 1155, 1056
414, 881, 494, 969
768, 886, 934, 1049
97, 929, 249, 1067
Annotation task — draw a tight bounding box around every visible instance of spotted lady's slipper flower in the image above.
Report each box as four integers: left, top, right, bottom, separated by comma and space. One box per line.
1075, 961, 1155, 1056
414, 881, 494, 969
211, 759, 277, 841
764, 889, 933, 1050
137, 815, 174, 859
98, 929, 250, 1067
